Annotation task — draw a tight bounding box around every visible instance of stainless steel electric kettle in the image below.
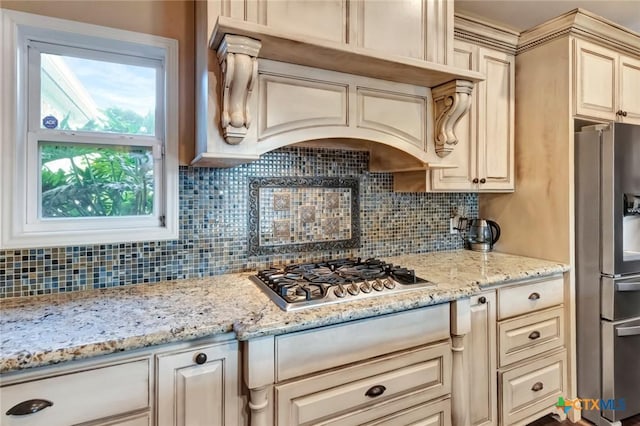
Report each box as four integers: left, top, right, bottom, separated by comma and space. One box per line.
466, 219, 501, 252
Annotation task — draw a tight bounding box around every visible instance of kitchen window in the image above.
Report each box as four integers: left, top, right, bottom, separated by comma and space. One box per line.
0, 9, 179, 248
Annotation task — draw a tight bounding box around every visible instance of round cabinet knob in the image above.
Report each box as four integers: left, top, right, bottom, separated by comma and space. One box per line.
480, 178, 486, 184
622, 111, 628, 117
478, 296, 487, 304
372, 279, 384, 292
383, 279, 396, 290
195, 353, 207, 365
348, 283, 360, 296
472, 178, 479, 184
360, 281, 372, 293
617, 110, 623, 116
334, 284, 346, 298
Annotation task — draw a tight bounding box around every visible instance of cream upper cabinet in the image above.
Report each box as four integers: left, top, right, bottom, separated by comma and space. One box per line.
256, 0, 348, 43
619, 54, 640, 124
468, 291, 498, 426
574, 39, 640, 125
224, 0, 453, 65
429, 33, 515, 193
476, 47, 515, 191
156, 339, 239, 426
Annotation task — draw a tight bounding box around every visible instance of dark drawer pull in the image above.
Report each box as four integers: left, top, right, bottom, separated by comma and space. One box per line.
528, 292, 541, 301
365, 385, 386, 398
195, 352, 207, 365
529, 331, 541, 340
6, 399, 53, 416
531, 382, 544, 392
478, 296, 487, 304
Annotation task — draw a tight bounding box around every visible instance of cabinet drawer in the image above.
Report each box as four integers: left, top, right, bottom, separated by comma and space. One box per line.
275, 304, 450, 380
361, 397, 451, 426
500, 351, 567, 425
276, 342, 451, 426
1, 359, 149, 426
498, 306, 565, 367
497, 277, 563, 320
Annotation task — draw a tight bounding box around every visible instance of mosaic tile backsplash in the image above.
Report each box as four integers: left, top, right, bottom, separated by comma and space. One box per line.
0, 147, 477, 298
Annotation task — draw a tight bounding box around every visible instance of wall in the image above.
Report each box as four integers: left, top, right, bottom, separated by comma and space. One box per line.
0, 147, 478, 298
2, 0, 196, 164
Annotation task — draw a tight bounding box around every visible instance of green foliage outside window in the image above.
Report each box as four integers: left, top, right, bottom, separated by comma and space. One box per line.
40, 107, 155, 218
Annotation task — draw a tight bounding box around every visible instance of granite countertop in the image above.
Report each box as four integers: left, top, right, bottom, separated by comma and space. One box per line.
0, 250, 568, 373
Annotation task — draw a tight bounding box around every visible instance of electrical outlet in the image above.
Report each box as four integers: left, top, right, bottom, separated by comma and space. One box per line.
450, 216, 459, 234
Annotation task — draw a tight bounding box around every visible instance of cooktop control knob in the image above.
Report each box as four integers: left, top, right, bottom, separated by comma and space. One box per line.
348, 283, 360, 296
334, 284, 346, 298
383, 279, 396, 289
372, 279, 384, 291
361, 281, 372, 293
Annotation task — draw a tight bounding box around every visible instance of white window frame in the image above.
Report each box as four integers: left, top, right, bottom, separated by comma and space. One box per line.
0, 9, 179, 248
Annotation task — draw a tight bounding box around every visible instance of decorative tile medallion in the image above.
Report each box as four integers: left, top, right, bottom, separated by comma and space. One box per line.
249, 177, 361, 255
273, 219, 291, 239
273, 192, 290, 211
326, 192, 340, 209
300, 205, 316, 224
323, 217, 340, 236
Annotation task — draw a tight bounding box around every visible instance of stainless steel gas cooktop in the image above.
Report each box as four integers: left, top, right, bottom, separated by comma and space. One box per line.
250, 258, 435, 311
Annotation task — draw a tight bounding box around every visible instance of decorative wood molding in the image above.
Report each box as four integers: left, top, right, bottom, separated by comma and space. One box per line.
517, 8, 640, 56
248, 386, 270, 425
454, 12, 519, 55
432, 80, 474, 157
217, 34, 262, 144
210, 16, 484, 88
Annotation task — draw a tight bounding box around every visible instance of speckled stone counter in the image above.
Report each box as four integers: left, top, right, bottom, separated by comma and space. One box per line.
0, 250, 568, 373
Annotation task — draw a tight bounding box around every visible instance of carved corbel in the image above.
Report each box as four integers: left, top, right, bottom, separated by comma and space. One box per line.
432, 80, 474, 157
217, 35, 262, 144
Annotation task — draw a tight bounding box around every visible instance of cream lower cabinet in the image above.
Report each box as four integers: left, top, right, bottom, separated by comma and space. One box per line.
0, 356, 152, 426
467, 276, 568, 426
468, 291, 498, 426
427, 17, 516, 193
0, 334, 240, 426
496, 276, 567, 426
575, 38, 640, 124
156, 339, 240, 426
243, 304, 455, 426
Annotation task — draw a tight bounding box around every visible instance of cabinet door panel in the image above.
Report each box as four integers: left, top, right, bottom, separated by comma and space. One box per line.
469, 292, 497, 426
477, 47, 515, 191
177, 361, 224, 426
257, 0, 347, 43
575, 39, 617, 120
430, 40, 477, 191
354, 0, 425, 59
619, 54, 640, 124
156, 340, 239, 426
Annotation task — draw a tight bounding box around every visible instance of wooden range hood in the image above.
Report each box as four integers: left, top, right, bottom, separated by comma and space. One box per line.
193, 3, 484, 172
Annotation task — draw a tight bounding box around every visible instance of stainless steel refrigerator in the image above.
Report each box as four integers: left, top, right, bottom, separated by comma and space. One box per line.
576, 123, 640, 426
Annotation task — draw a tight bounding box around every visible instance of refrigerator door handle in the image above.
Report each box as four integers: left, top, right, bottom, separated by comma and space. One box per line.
616, 325, 640, 337
616, 282, 640, 291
